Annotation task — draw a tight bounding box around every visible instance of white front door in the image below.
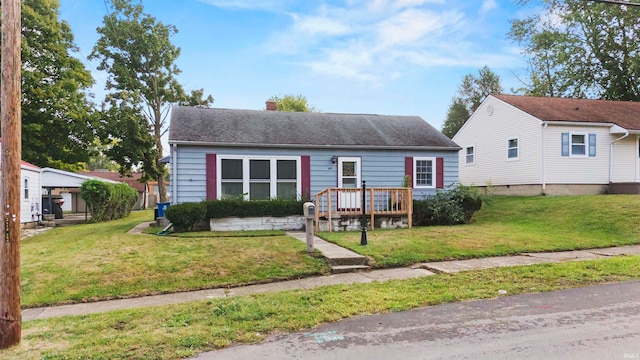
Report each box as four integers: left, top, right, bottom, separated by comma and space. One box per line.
338, 157, 361, 209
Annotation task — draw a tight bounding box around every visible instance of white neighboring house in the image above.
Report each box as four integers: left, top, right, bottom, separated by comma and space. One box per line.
21, 161, 43, 224
0, 140, 42, 225
453, 94, 640, 195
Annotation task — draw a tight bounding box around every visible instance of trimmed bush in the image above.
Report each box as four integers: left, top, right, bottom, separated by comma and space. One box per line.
412, 184, 488, 226
205, 199, 304, 219
81, 180, 138, 222
165, 202, 207, 232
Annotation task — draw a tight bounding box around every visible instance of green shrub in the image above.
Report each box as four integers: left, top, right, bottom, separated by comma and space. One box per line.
165, 202, 207, 232
205, 199, 304, 219
412, 184, 488, 226
80, 180, 138, 222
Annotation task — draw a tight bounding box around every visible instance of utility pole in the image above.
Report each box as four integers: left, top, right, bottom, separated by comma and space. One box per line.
0, 0, 22, 349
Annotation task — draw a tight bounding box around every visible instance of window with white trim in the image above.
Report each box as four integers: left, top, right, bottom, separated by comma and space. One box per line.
562, 132, 596, 157
24, 178, 29, 199
507, 137, 519, 160
465, 146, 475, 165
571, 133, 586, 156
219, 156, 300, 200
414, 157, 435, 188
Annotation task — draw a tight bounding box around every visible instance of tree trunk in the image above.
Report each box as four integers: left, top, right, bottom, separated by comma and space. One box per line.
154, 104, 166, 203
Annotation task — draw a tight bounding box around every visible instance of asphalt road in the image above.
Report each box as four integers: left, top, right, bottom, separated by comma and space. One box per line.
193, 280, 640, 360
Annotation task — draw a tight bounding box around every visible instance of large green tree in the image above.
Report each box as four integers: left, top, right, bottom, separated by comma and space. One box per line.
90, 0, 213, 202
271, 94, 317, 112
509, 0, 640, 100
0, 0, 96, 170
441, 66, 503, 138
441, 99, 471, 139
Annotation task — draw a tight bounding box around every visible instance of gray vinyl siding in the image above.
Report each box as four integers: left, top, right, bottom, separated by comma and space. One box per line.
171, 145, 459, 203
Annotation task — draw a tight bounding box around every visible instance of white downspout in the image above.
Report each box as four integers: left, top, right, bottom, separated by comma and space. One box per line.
610, 130, 629, 183
542, 122, 548, 191
172, 143, 178, 205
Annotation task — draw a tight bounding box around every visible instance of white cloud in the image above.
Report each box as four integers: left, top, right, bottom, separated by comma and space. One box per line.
291, 14, 352, 36
480, 0, 498, 14
260, 1, 518, 84
377, 9, 462, 46
197, 0, 289, 11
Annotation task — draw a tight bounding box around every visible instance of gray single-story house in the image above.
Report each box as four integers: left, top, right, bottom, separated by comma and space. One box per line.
168, 103, 460, 204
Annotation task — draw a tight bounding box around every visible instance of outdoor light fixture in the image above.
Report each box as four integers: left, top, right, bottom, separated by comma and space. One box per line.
331, 156, 338, 164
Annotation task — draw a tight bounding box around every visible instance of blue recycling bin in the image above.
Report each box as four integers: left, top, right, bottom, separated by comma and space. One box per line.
157, 202, 170, 218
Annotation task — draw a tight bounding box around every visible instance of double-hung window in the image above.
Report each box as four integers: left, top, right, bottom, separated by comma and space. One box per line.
465, 146, 475, 165
219, 156, 300, 200
414, 157, 435, 188
571, 134, 586, 156
24, 178, 29, 199
507, 137, 519, 160
562, 132, 596, 157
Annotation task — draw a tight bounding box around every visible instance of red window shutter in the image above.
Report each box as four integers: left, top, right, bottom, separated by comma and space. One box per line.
405, 157, 413, 188
301, 155, 311, 200
206, 154, 217, 200
436, 157, 444, 189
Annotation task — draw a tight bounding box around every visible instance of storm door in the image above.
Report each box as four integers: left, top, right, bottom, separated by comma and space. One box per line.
337, 157, 361, 209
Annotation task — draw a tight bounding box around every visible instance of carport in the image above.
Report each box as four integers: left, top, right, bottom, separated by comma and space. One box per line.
40, 168, 118, 219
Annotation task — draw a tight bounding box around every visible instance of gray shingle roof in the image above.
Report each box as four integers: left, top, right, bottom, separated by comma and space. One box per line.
169, 106, 459, 149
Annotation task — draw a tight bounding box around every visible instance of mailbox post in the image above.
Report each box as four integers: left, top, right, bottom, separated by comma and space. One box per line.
303, 202, 315, 252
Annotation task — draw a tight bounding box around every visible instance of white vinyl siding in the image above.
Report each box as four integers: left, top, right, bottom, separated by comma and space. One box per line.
544, 126, 610, 184
20, 166, 42, 224
610, 135, 637, 183
453, 96, 542, 186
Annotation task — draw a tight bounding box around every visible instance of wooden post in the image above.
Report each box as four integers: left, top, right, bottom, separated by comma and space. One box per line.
0, 0, 22, 348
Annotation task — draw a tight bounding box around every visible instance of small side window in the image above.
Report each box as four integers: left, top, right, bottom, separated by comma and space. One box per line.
465, 146, 475, 165
507, 137, 519, 160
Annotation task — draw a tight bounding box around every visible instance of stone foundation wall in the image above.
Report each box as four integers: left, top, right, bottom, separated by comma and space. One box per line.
318, 215, 409, 232
478, 184, 609, 196
210, 216, 305, 231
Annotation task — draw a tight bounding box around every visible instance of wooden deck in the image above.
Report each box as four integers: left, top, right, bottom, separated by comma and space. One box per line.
314, 187, 412, 232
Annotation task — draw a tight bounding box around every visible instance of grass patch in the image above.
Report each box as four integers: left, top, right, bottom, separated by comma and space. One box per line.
320, 195, 640, 267
21, 211, 328, 308
4, 256, 640, 359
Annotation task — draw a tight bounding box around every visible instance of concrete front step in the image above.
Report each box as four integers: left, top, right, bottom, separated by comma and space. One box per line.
331, 265, 371, 274
327, 256, 368, 266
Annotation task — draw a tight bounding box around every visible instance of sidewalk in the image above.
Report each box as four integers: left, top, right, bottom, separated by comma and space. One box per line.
21, 226, 640, 322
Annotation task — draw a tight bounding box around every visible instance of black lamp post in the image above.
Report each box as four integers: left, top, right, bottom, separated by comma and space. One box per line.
360, 180, 368, 245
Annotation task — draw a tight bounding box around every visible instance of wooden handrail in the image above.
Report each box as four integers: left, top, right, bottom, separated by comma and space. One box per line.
314, 187, 413, 232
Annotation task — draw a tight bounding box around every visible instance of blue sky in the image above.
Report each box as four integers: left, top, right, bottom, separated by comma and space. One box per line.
58, 0, 535, 131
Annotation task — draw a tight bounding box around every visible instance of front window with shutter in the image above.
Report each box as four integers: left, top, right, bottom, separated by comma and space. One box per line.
219, 156, 301, 200
562, 132, 596, 158
414, 157, 435, 188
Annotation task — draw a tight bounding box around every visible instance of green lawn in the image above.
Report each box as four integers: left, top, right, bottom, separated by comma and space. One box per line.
319, 195, 640, 267
4, 256, 640, 360
21, 211, 329, 308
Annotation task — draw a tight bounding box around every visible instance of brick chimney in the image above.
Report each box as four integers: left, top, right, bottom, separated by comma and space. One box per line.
266, 99, 277, 111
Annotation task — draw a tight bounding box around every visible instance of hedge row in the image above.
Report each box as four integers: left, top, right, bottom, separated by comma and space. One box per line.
80, 179, 138, 222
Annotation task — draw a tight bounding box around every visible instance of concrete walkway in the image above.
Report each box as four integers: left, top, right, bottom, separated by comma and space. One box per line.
21, 224, 640, 322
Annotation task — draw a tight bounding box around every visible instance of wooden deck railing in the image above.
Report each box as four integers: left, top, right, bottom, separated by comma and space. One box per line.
314, 187, 413, 232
